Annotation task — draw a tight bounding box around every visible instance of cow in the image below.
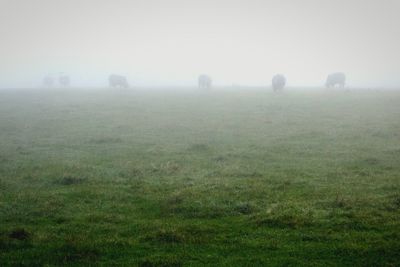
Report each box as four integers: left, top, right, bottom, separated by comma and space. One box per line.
43, 75, 54, 87
109, 74, 129, 88
326, 72, 346, 88
198, 74, 212, 89
59, 74, 70, 87
272, 74, 286, 92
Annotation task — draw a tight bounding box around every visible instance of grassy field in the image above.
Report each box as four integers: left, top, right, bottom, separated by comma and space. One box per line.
0, 88, 400, 266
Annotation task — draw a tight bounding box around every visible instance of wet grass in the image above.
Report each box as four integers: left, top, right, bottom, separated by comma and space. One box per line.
0, 88, 400, 266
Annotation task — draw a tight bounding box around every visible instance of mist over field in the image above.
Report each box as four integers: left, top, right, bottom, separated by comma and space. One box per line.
1, 1, 400, 266
0, 0, 400, 88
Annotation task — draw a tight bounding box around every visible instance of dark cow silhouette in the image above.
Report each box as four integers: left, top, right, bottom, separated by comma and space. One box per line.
109, 74, 129, 88
272, 74, 286, 92
326, 72, 346, 88
43, 75, 54, 87
198, 74, 212, 89
59, 74, 70, 87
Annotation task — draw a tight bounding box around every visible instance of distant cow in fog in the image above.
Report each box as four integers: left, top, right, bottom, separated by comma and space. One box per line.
326, 72, 346, 88
198, 74, 212, 89
59, 74, 70, 87
43, 75, 54, 87
272, 74, 286, 92
109, 74, 129, 88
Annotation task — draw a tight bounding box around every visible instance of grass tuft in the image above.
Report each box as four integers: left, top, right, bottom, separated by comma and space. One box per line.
56, 176, 87, 185
145, 229, 185, 244
234, 202, 255, 215
138, 257, 183, 267
187, 143, 209, 152
8, 228, 30, 240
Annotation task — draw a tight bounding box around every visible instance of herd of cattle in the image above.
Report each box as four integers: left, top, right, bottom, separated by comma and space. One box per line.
43, 72, 346, 91
43, 73, 71, 87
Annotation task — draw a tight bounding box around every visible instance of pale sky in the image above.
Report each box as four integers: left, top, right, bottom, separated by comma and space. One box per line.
0, 0, 399, 88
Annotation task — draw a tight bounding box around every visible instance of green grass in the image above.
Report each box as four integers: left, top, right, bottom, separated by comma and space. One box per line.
0, 88, 400, 266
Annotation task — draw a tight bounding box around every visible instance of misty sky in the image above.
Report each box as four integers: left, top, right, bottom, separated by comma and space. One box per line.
1, 0, 399, 88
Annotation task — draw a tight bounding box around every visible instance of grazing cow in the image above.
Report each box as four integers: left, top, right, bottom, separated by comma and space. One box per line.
43, 75, 54, 87
59, 74, 70, 87
109, 74, 129, 88
198, 74, 212, 89
326, 72, 346, 88
272, 74, 286, 92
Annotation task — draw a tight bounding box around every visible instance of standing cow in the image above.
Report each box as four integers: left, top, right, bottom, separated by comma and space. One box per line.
198, 74, 212, 89
43, 75, 54, 87
59, 74, 70, 87
272, 74, 286, 92
326, 72, 346, 88
109, 74, 129, 88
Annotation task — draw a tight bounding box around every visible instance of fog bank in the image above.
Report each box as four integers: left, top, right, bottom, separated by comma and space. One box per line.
1, 0, 399, 88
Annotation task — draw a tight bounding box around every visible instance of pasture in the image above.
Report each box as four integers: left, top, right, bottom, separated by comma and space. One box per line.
0, 88, 400, 266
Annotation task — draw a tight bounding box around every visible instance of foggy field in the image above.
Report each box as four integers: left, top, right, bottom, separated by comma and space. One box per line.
1, 88, 400, 266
